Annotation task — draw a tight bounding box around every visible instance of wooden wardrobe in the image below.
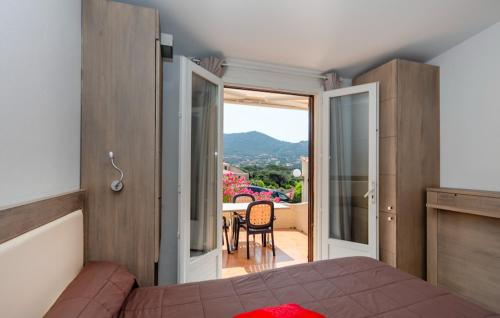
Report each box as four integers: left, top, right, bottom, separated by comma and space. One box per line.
81, 0, 162, 286
353, 59, 439, 278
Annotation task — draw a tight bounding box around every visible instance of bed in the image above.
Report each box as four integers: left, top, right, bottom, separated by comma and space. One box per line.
2, 195, 496, 318
46, 257, 499, 318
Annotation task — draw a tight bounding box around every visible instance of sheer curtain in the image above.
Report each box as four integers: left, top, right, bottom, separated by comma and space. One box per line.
324, 72, 352, 241
190, 73, 218, 256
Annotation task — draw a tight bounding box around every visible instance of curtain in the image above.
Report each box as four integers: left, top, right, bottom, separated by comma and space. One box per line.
323, 72, 341, 91
324, 71, 352, 241
190, 73, 218, 255
199, 56, 226, 77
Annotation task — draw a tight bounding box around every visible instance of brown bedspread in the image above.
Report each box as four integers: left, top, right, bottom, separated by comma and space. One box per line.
121, 257, 499, 318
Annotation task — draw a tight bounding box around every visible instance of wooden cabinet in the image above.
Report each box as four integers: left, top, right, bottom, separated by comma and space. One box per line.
354, 59, 439, 278
81, 0, 161, 286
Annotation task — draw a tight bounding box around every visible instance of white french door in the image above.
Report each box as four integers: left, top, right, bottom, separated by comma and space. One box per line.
178, 57, 224, 283
320, 83, 379, 260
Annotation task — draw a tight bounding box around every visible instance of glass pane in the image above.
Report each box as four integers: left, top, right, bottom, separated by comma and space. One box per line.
190, 73, 219, 257
329, 92, 369, 244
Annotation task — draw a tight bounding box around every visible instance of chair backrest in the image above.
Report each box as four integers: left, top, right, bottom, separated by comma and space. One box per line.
233, 193, 255, 203
246, 201, 274, 229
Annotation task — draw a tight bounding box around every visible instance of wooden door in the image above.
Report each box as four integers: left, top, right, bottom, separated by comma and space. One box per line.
82, 0, 160, 286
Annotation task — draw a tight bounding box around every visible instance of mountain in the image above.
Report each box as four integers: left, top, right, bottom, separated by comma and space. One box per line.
224, 131, 308, 167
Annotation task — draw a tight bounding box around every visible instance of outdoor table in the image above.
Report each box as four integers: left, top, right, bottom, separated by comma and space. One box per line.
222, 202, 289, 213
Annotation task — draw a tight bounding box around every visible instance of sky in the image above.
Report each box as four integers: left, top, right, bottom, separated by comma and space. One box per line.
223, 103, 309, 143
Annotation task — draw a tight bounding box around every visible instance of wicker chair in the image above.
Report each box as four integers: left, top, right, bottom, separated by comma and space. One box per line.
232, 193, 255, 250
233, 193, 256, 204
240, 200, 276, 259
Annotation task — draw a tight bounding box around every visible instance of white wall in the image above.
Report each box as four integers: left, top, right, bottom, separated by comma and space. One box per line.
428, 22, 500, 191
159, 57, 181, 285
0, 0, 81, 207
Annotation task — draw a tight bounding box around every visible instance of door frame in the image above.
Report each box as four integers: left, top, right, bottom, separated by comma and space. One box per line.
319, 83, 379, 260
178, 57, 224, 283
223, 85, 316, 262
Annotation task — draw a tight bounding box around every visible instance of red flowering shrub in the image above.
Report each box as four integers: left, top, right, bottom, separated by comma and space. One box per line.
223, 172, 280, 203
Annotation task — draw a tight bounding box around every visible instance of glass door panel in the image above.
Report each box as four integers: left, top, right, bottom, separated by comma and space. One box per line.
178, 56, 223, 283
321, 83, 378, 260
329, 92, 369, 245
190, 73, 219, 257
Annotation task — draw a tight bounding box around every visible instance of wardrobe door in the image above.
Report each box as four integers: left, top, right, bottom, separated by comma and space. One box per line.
354, 61, 398, 268
82, 0, 160, 286
354, 59, 439, 278
396, 60, 439, 278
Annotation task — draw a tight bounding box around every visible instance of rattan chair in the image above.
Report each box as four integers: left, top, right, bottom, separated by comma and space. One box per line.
240, 200, 276, 259
233, 193, 256, 203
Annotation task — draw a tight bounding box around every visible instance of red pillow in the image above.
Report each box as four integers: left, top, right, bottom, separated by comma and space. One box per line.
234, 304, 325, 318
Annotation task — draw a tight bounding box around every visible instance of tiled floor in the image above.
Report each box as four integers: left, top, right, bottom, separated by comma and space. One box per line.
222, 229, 308, 278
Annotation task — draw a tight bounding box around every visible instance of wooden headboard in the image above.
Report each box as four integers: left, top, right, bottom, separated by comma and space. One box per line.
427, 187, 500, 313
0, 191, 85, 317
0, 190, 85, 244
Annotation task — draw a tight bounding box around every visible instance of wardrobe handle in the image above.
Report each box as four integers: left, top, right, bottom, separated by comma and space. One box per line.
387, 206, 393, 211
109, 151, 124, 192
387, 216, 394, 221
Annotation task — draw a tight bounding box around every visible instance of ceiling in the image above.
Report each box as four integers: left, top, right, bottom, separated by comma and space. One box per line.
122, 0, 500, 77
224, 88, 310, 110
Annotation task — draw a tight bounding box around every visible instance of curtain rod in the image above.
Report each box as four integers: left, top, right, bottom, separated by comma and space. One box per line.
221, 62, 328, 80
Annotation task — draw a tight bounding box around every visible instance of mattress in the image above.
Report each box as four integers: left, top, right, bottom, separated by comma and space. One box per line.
121, 257, 499, 318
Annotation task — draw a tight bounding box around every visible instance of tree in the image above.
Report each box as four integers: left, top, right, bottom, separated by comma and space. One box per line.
239, 164, 301, 192
251, 179, 265, 187
292, 182, 302, 203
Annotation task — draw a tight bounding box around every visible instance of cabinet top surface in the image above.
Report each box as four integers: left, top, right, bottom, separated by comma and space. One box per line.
427, 187, 500, 199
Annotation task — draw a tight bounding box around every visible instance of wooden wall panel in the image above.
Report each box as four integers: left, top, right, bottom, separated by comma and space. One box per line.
154, 39, 162, 264
426, 191, 438, 285
396, 60, 440, 278
438, 211, 500, 313
379, 98, 397, 138
379, 137, 396, 175
0, 191, 84, 244
427, 188, 500, 314
380, 248, 396, 267
353, 60, 397, 101
82, 0, 160, 286
379, 212, 396, 253
379, 175, 396, 213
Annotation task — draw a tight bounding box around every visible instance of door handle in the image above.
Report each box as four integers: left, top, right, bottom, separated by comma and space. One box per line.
363, 182, 376, 204
363, 187, 375, 198
109, 151, 124, 192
